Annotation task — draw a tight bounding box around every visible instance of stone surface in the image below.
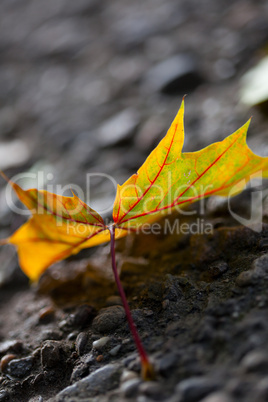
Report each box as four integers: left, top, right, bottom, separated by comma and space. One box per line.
143, 54, 203, 94
6, 356, 33, 379
97, 109, 140, 147
92, 306, 126, 333
92, 336, 110, 350
55, 364, 122, 400
175, 377, 222, 402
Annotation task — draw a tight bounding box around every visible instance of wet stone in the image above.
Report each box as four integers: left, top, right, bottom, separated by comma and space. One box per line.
75, 332, 90, 356
71, 363, 89, 383
236, 255, 268, 287
157, 352, 178, 377
40, 329, 63, 341
6, 356, 33, 379
139, 381, 164, 399
241, 350, 268, 373
67, 331, 79, 341
253, 253, 268, 275
143, 54, 203, 94
55, 364, 122, 400
38, 306, 55, 324
92, 306, 125, 333
0, 354, 16, 372
97, 109, 140, 147
41, 341, 62, 369
175, 377, 221, 402
199, 392, 233, 402
121, 378, 142, 398
124, 355, 141, 373
69, 304, 95, 329
121, 369, 139, 383
236, 270, 257, 287
253, 377, 268, 401
0, 340, 23, 356
92, 336, 110, 350
0, 391, 9, 401
226, 377, 253, 400
206, 262, 228, 279
109, 345, 121, 356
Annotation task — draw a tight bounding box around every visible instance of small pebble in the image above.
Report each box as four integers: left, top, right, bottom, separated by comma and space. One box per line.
199, 391, 233, 402
122, 338, 131, 345
40, 329, 63, 341
157, 352, 178, 377
121, 378, 142, 398
0, 391, 10, 401
76, 332, 90, 356
121, 369, 139, 383
67, 331, 79, 341
71, 363, 89, 383
0, 340, 23, 355
96, 355, 104, 362
175, 377, 221, 402
207, 262, 228, 278
162, 300, 170, 309
59, 319, 68, 330
139, 381, 163, 398
109, 345, 121, 356
143, 309, 154, 317
28, 397, 43, 402
236, 270, 256, 287
237, 254, 268, 287
0, 354, 16, 372
143, 54, 202, 94
253, 254, 268, 275
92, 336, 110, 350
241, 350, 268, 373
38, 306, 55, 324
92, 306, 125, 333
254, 377, 268, 400
97, 109, 140, 147
57, 364, 121, 399
6, 356, 33, 379
70, 304, 95, 328
41, 341, 61, 369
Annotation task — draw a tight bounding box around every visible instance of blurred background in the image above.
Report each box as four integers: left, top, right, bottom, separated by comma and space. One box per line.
0, 0, 268, 245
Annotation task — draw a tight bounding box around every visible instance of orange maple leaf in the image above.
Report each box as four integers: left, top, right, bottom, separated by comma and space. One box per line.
1, 98, 268, 379
1, 99, 267, 280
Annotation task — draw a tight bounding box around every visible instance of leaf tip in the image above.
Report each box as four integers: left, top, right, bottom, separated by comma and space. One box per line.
244, 117, 252, 132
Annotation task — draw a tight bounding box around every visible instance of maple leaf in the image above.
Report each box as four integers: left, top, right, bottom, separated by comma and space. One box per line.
0, 176, 127, 281
1, 98, 268, 379
113, 100, 268, 230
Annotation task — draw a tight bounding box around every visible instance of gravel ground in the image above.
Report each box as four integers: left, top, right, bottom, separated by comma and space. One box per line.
0, 0, 268, 401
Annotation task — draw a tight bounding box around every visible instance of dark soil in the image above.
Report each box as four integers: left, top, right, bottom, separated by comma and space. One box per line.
0, 1, 268, 401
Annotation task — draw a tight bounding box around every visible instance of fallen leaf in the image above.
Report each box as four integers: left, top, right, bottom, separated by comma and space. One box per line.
0, 176, 125, 281
1, 99, 268, 279
1, 98, 267, 379
113, 100, 268, 230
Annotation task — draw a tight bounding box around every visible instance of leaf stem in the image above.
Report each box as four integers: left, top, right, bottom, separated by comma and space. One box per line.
109, 225, 154, 380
